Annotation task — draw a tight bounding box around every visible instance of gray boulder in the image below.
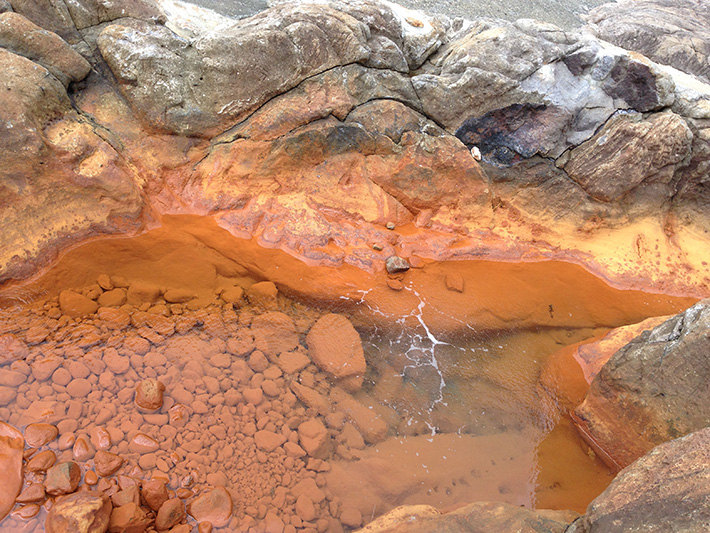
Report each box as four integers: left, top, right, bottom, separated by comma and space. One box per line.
574, 300, 710, 470
587, 0, 710, 84
97, 0, 446, 137
568, 427, 710, 532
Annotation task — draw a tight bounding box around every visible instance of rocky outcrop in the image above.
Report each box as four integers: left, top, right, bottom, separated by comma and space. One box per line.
568, 427, 710, 532
586, 0, 710, 84
0, 45, 146, 282
0, 0, 707, 297
96, 1, 445, 137
574, 300, 710, 470
0, 12, 90, 86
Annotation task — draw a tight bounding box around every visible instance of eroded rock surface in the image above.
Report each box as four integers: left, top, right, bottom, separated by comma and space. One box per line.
587, 0, 710, 84
569, 427, 710, 532
575, 300, 710, 470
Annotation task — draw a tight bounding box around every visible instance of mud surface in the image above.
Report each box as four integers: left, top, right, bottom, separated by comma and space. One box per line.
0, 215, 695, 531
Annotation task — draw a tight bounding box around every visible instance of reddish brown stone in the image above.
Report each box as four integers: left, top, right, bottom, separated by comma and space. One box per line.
108, 502, 150, 533
155, 498, 185, 531
187, 487, 233, 528
26, 449, 56, 472
24, 423, 58, 449
307, 314, 366, 389
135, 378, 165, 411
254, 430, 286, 452
0, 422, 23, 521
141, 479, 169, 511
94, 450, 124, 477
59, 290, 99, 317
16, 483, 45, 503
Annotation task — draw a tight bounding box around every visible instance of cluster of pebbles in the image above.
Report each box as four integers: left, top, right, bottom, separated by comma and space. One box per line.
0, 273, 387, 532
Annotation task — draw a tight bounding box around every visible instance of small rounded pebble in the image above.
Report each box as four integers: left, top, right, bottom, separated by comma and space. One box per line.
135, 378, 166, 411
84, 470, 99, 485
26, 449, 57, 472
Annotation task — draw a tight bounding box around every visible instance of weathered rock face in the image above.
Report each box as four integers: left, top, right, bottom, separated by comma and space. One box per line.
357, 501, 578, 532
7, 0, 165, 44
0, 12, 90, 86
569, 427, 710, 533
96, 1, 444, 137
574, 300, 710, 470
563, 111, 693, 202
586, 0, 710, 84
45, 491, 112, 533
0, 42, 146, 283
0, 0, 709, 300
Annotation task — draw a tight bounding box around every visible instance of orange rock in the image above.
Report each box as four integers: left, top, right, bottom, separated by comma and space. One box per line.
197, 522, 213, 533
298, 418, 329, 458
109, 502, 150, 533
24, 423, 58, 447
135, 378, 166, 411
126, 282, 161, 306
277, 351, 311, 374
90, 427, 112, 451
142, 479, 169, 511
26, 449, 57, 472
168, 404, 190, 428
112, 485, 141, 508
254, 430, 286, 452
94, 450, 124, 477
13, 503, 40, 519
295, 494, 316, 522
306, 314, 366, 389
73, 435, 95, 461
155, 498, 185, 531
445, 272, 465, 293
331, 388, 388, 444
290, 382, 329, 414
129, 433, 159, 454
220, 286, 243, 304
59, 290, 99, 317
187, 487, 233, 528
98, 288, 127, 307
45, 492, 111, 533
84, 470, 99, 486
0, 422, 23, 520
246, 281, 278, 310
16, 483, 45, 503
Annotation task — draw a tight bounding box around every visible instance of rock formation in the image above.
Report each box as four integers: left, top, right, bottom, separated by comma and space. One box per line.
1, 0, 710, 531
567, 427, 710, 532
0, 0, 707, 302
574, 300, 710, 470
